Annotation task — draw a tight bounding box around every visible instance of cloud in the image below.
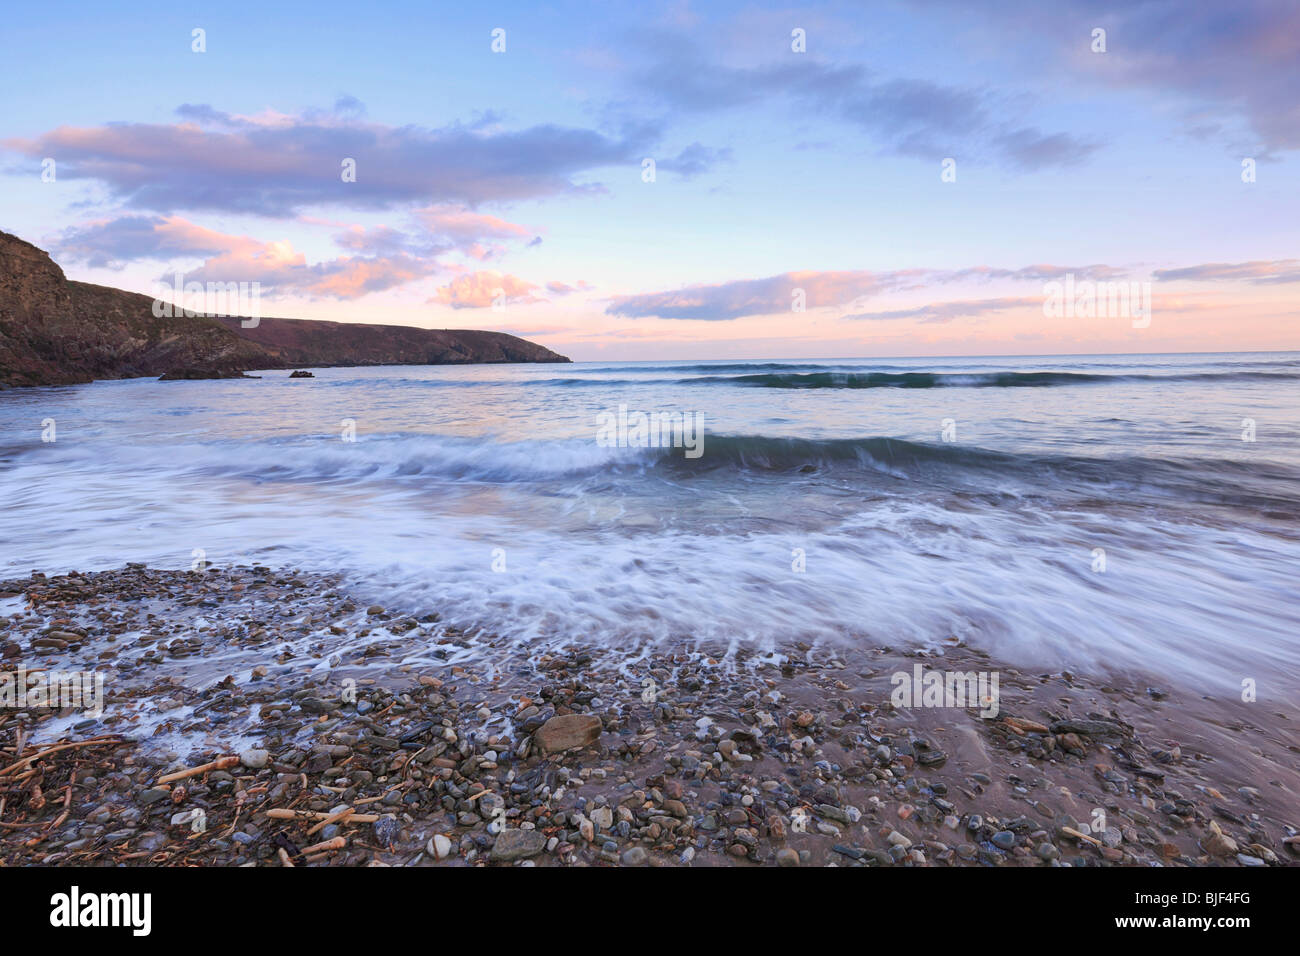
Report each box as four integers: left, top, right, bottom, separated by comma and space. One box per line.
657, 142, 733, 178
326, 205, 536, 262
546, 280, 593, 295
622, 34, 1097, 169
607, 264, 1131, 320
607, 270, 887, 320
993, 128, 1100, 170
918, 0, 1300, 154
54, 214, 438, 299
431, 271, 542, 309
180, 231, 438, 300
54, 215, 233, 269
412, 204, 534, 259
1154, 259, 1300, 284
52, 198, 548, 297
3, 105, 681, 216
846, 296, 1042, 323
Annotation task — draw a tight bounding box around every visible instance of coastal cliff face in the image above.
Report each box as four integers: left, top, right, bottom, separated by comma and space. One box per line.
0, 232, 266, 387
0, 231, 569, 387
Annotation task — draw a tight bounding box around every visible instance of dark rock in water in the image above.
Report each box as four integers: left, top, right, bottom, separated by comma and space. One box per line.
288, 369, 315, 378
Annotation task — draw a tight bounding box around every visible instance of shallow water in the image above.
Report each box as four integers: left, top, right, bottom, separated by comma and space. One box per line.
2, 351, 1297, 694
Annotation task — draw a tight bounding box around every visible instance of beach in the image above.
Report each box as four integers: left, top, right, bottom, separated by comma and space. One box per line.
2, 563, 1295, 867
2, 354, 1298, 866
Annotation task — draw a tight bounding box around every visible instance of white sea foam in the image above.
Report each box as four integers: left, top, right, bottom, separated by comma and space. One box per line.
3, 356, 1298, 697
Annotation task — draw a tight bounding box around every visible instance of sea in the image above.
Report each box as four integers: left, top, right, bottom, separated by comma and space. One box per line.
2, 351, 1297, 693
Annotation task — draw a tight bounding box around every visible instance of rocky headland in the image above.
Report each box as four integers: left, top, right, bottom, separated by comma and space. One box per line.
0, 231, 569, 388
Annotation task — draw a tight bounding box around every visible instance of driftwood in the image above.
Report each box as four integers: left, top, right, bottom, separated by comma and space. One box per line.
0, 736, 126, 778
266, 808, 379, 824
156, 755, 240, 784
1061, 825, 1104, 847
306, 806, 356, 836
301, 836, 347, 855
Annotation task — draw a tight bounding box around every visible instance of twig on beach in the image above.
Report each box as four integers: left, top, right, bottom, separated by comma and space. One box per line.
46, 776, 75, 832
0, 736, 126, 778
1061, 825, 1103, 847
266, 808, 380, 824
306, 805, 355, 836
156, 755, 240, 784
301, 836, 347, 856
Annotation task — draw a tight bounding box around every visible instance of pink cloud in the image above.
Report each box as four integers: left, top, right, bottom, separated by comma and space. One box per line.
546, 280, 593, 295
431, 271, 542, 309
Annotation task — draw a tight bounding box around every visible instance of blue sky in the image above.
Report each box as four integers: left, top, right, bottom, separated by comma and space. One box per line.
2, 0, 1297, 358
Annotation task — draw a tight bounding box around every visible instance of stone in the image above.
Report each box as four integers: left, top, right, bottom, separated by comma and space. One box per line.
427, 834, 453, 859
239, 748, 269, 770
490, 828, 546, 862
1202, 832, 1237, 857
621, 846, 648, 865
534, 714, 602, 755
1050, 718, 1130, 738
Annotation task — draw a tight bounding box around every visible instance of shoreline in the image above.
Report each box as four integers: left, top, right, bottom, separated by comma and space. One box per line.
1, 565, 1295, 867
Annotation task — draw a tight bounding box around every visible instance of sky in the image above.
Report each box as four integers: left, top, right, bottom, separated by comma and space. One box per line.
1, 0, 1297, 360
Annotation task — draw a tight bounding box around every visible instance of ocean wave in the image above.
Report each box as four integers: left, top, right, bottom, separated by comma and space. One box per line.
20, 434, 1295, 518
689, 370, 1300, 389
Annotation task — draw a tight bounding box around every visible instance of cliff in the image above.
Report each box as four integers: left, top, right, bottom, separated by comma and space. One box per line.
211, 315, 567, 367
0, 230, 570, 387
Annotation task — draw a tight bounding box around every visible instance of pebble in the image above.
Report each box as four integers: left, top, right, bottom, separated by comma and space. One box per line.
490, 828, 546, 862
239, 748, 270, 770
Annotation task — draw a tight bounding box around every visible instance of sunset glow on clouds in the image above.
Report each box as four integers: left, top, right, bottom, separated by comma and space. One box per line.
1, 0, 1297, 358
